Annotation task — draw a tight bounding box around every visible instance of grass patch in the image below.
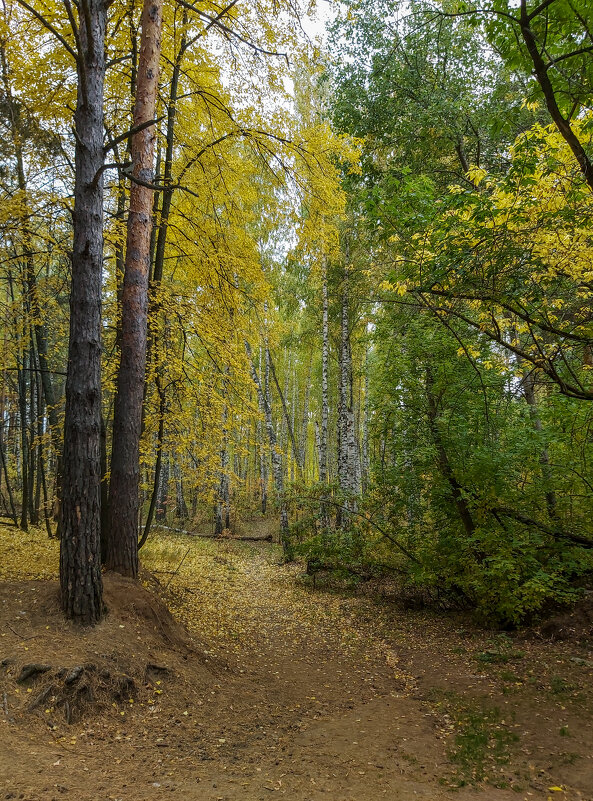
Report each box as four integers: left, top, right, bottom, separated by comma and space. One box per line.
475, 635, 525, 666
550, 675, 575, 695
476, 649, 525, 665
499, 670, 522, 683
431, 691, 520, 788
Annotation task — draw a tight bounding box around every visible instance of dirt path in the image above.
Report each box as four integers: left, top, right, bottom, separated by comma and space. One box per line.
1, 529, 593, 800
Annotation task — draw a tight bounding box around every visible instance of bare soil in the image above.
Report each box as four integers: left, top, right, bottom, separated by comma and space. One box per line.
1, 533, 592, 801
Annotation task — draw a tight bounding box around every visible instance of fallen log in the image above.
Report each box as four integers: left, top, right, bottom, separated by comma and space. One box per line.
149, 524, 272, 542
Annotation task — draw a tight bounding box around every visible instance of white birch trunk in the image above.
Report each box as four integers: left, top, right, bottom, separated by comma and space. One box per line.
362, 347, 370, 494
337, 263, 359, 522
246, 341, 291, 559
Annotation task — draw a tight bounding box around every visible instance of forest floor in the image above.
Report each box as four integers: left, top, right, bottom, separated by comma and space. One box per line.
0, 524, 592, 801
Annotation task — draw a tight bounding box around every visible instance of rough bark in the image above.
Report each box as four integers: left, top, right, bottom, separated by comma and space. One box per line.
59, 0, 106, 625
106, 0, 163, 577
319, 261, 330, 527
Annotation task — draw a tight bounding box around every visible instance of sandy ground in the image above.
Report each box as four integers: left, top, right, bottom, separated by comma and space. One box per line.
1, 532, 592, 800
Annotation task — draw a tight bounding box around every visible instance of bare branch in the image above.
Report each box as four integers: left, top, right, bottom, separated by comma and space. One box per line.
104, 115, 165, 154
14, 0, 78, 61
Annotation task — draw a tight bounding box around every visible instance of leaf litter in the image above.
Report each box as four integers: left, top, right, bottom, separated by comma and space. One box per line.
0, 524, 592, 800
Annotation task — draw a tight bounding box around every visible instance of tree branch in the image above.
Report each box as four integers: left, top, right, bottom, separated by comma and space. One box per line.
15, 0, 78, 61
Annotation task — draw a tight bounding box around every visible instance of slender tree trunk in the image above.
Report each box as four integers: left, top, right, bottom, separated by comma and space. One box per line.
215, 400, 229, 534
300, 357, 312, 478
27, 339, 36, 524
0, 45, 62, 522
521, 370, 557, 519
256, 351, 268, 514
0, 381, 17, 526
246, 341, 291, 559
156, 454, 169, 522
425, 367, 475, 538
143, 16, 186, 395
100, 414, 109, 563
139, 379, 165, 548
106, 0, 163, 577
362, 345, 370, 493
337, 264, 358, 523
59, 0, 106, 624
17, 346, 28, 531
259, 426, 268, 514
267, 348, 301, 473
0, 302, 17, 525
32, 346, 43, 524
173, 460, 188, 519
319, 260, 330, 527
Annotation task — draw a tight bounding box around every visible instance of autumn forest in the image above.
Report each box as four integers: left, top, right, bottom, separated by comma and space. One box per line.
1, 0, 593, 797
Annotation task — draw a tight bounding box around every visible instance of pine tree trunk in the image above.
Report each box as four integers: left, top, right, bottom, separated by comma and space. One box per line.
319, 261, 330, 526
106, 0, 163, 577
320, 262, 329, 485
59, 0, 106, 624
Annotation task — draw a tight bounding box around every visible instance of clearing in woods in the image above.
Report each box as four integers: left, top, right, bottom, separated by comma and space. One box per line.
0, 525, 592, 800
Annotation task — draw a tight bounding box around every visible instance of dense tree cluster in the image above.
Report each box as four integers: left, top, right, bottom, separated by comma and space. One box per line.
0, 0, 592, 625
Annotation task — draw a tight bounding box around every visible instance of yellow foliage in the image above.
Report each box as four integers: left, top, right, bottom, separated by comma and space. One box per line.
0, 525, 58, 581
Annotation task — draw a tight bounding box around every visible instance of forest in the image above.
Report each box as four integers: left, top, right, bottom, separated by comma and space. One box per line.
1, 0, 593, 798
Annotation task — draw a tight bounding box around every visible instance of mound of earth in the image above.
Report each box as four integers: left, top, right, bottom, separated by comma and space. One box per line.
0, 572, 219, 729
536, 593, 593, 642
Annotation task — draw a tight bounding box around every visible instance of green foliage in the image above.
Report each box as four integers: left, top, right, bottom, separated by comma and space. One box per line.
320, 0, 593, 626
